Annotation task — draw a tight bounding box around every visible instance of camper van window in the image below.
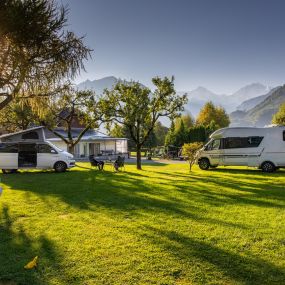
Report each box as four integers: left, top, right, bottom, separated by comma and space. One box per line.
0, 143, 18, 153
38, 144, 57, 154
22, 131, 39, 140
224, 137, 263, 149
283, 131, 285, 141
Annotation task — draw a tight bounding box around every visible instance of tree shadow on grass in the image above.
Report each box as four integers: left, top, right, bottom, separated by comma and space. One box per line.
151, 168, 285, 208
0, 205, 67, 285
1, 168, 285, 284
0, 170, 261, 231
137, 225, 285, 285
1, 166, 284, 215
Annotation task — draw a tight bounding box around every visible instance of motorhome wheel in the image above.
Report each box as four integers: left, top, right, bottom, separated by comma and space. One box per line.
198, 158, 210, 170
261, 161, 276, 173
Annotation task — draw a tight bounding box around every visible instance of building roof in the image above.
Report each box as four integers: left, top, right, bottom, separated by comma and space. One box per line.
44, 128, 127, 141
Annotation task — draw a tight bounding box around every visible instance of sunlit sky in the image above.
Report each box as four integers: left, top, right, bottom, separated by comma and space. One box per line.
59, 0, 285, 93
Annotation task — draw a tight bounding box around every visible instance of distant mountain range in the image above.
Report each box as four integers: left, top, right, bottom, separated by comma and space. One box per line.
77, 77, 285, 127
230, 85, 285, 127
77, 76, 118, 94
180, 83, 270, 117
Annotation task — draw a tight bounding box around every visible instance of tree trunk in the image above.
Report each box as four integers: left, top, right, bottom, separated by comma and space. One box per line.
68, 144, 75, 155
0, 94, 13, 110
136, 145, 142, 170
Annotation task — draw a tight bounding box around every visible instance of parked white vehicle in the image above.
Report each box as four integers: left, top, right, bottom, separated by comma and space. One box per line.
196, 126, 285, 172
0, 141, 75, 173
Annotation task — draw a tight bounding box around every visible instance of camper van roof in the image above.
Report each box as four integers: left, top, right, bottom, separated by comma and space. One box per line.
0, 126, 44, 139
210, 126, 285, 139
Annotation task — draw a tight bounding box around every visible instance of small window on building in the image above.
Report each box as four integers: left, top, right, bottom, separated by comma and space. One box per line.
22, 131, 39, 140
37, 144, 56, 153
0, 143, 18, 153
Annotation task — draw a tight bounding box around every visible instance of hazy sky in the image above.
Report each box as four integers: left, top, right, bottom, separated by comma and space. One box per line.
59, 0, 285, 93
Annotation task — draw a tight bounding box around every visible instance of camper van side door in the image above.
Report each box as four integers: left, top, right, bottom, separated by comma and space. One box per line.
37, 143, 59, 168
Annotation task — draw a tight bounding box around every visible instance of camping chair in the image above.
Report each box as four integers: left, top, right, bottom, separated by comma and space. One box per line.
113, 156, 125, 171
89, 155, 104, 170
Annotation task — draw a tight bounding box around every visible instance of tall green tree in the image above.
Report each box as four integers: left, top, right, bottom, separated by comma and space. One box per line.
174, 113, 194, 131
153, 121, 168, 146
173, 119, 187, 147
272, 103, 285, 125
0, 100, 37, 132
109, 123, 125, 138
108, 123, 136, 149
0, 0, 90, 110
196, 101, 230, 129
40, 87, 103, 154
165, 121, 176, 146
101, 77, 187, 169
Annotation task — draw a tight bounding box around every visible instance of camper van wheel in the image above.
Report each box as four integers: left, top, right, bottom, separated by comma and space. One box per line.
54, 161, 67, 173
261, 161, 276, 173
2, 169, 17, 174
198, 158, 210, 170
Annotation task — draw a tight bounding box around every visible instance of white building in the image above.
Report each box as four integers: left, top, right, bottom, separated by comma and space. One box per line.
44, 128, 128, 159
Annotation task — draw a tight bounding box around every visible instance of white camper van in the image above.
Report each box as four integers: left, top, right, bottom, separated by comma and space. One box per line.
196, 126, 285, 172
0, 141, 75, 173
0, 126, 75, 173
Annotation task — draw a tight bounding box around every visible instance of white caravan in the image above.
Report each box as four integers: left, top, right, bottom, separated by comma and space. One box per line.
196, 126, 285, 172
0, 141, 75, 173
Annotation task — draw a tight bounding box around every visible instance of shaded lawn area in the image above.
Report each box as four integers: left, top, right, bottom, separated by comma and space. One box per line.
0, 163, 285, 285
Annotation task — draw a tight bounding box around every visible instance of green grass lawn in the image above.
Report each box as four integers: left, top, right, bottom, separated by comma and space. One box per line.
0, 163, 285, 285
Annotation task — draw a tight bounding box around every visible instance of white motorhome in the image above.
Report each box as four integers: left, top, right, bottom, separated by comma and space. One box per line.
196, 126, 285, 172
0, 127, 75, 173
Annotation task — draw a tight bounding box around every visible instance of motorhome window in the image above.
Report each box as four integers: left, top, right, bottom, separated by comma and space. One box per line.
38, 144, 57, 153
283, 131, 285, 141
207, 139, 220, 150
248, 136, 263, 147
224, 137, 263, 149
0, 143, 18, 153
22, 131, 39, 140
212, 139, 220, 150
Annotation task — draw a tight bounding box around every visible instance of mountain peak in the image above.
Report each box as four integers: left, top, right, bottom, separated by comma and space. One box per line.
230, 83, 269, 103
77, 76, 119, 94
194, 86, 213, 93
